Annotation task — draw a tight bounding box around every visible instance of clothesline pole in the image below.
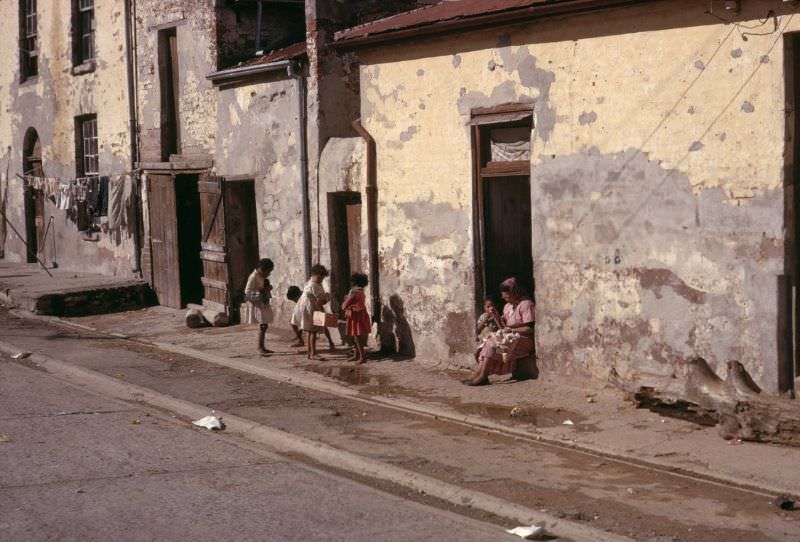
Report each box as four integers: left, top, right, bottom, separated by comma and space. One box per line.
12, 174, 54, 278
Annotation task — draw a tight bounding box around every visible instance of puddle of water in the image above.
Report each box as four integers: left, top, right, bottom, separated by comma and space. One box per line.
305, 364, 392, 390
455, 402, 586, 428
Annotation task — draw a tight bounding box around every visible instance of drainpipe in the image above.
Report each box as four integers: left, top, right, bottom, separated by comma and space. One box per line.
288, 60, 311, 277
254, 1, 263, 53
351, 119, 381, 324
124, 0, 142, 276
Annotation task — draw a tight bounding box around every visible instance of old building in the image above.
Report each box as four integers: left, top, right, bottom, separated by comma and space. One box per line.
332, 0, 799, 393
0, 0, 139, 277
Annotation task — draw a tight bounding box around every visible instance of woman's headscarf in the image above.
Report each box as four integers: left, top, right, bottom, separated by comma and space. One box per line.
500, 277, 528, 299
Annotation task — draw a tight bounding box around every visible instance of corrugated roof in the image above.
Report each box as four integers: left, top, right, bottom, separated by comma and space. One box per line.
236, 41, 307, 67
334, 0, 643, 46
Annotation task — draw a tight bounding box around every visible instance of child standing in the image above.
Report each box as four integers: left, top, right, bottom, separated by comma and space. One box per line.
342, 272, 371, 364
291, 264, 333, 360
244, 258, 275, 355
287, 286, 304, 347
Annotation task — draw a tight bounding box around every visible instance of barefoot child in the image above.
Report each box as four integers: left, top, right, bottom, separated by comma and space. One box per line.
244, 258, 275, 355
342, 272, 371, 364
287, 286, 304, 347
291, 264, 332, 360
288, 284, 337, 350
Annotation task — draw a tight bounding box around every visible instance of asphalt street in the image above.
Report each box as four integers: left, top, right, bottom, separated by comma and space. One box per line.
0, 360, 517, 542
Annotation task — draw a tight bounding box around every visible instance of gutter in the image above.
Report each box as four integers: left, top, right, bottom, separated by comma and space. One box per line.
207, 60, 292, 85
124, 0, 142, 276
332, 0, 656, 50
351, 119, 381, 325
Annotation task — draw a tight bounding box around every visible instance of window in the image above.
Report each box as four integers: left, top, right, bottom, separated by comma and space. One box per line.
19, 0, 38, 80
73, 0, 95, 65
76, 115, 98, 177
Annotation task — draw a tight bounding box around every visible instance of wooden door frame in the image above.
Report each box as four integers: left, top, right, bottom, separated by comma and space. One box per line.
141, 164, 210, 308
328, 191, 363, 308
470, 104, 533, 316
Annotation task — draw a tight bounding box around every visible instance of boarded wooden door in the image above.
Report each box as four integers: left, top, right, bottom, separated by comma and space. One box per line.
148, 173, 181, 308
24, 187, 44, 263
223, 179, 258, 322
483, 175, 533, 300
198, 175, 231, 314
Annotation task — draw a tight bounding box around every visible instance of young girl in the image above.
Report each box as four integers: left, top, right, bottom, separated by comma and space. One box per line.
475, 297, 502, 361
291, 264, 333, 360
287, 286, 304, 347
342, 272, 371, 364
244, 258, 275, 355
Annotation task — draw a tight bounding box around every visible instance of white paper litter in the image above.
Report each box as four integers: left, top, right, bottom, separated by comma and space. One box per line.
192, 415, 224, 430
506, 525, 547, 540
562, 419, 575, 426
12, 352, 31, 360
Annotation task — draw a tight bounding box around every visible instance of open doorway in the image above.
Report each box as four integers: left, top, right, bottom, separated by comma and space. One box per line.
22, 127, 44, 263
175, 174, 203, 306
472, 105, 534, 310
328, 191, 363, 309
147, 172, 203, 308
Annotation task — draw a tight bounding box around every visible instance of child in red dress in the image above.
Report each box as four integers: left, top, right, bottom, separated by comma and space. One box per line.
342, 272, 371, 364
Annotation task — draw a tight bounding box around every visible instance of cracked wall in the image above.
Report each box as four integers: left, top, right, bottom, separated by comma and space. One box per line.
215, 74, 305, 323
0, 1, 136, 276
358, 0, 793, 390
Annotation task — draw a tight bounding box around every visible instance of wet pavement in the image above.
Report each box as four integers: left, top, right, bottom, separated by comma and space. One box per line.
1, 309, 798, 541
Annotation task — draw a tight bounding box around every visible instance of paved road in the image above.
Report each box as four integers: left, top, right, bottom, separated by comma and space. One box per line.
0, 361, 516, 542
0, 309, 798, 541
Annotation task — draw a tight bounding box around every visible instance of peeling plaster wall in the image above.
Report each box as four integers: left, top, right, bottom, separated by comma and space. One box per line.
358, 0, 793, 391
135, 0, 218, 160
215, 76, 305, 323
0, 1, 136, 277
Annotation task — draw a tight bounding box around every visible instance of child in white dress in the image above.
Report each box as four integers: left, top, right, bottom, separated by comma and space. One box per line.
291, 264, 332, 360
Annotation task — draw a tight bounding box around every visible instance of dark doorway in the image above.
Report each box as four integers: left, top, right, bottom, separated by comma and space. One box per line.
22, 128, 44, 263
158, 27, 180, 160
783, 33, 800, 393
471, 106, 534, 309
328, 192, 363, 309
483, 175, 533, 302
175, 174, 203, 307
222, 178, 259, 322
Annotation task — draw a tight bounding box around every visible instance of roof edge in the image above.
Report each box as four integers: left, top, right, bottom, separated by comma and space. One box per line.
333, 0, 655, 50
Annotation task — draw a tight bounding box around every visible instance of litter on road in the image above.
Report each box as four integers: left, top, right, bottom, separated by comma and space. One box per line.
0, 434, 11, 443
505, 524, 547, 539
11, 352, 31, 359
562, 419, 575, 426
192, 415, 225, 430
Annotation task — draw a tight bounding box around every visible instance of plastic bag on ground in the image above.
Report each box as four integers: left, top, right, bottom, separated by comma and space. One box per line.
192, 415, 224, 430
506, 525, 547, 539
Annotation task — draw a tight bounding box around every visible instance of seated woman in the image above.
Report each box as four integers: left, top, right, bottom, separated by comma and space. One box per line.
464, 277, 535, 386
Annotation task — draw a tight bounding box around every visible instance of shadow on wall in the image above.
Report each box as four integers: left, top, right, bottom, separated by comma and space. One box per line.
377, 293, 416, 360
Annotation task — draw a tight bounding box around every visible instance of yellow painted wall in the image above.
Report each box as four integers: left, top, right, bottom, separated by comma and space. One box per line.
358, 0, 794, 390
0, 0, 136, 276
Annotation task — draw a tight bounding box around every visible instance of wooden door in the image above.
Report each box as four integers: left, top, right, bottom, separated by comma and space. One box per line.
483, 175, 533, 301
198, 175, 231, 314
328, 192, 363, 308
148, 173, 181, 308
223, 179, 258, 322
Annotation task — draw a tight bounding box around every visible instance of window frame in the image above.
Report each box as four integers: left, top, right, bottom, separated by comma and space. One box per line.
75, 115, 99, 178
19, 0, 38, 82
72, 0, 95, 69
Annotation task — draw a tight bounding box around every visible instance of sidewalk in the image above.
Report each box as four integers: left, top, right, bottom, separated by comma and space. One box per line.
0, 261, 152, 316
51, 305, 800, 497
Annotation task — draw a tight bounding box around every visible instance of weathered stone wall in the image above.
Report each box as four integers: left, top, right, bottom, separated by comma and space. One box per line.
135, 0, 219, 161
357, 0, 792, 390
215, 75, 306, 324
0, 1, 137, 277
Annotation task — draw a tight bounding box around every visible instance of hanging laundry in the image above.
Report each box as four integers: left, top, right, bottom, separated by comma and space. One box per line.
107, 175, 131, 230
97, 176, 109, 217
